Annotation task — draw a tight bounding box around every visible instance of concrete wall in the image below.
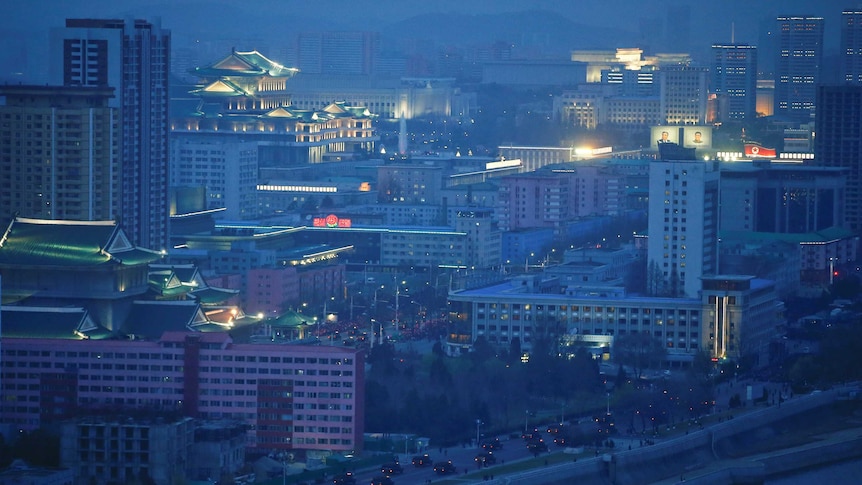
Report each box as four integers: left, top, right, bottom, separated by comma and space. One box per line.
488, 388, 858, 485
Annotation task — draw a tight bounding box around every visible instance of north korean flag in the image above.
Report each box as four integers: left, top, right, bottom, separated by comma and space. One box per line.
744, 144, 777, 158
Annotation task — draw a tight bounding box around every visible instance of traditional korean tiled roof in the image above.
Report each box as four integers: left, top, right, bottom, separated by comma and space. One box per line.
270, 310, 317, 328
147, 264, 207, 299
258, 103, 375, 123
190, 50, 299, 79
124, 300, 209, 340
190, 286, 239, 305
1, 306, 111, 339
188, 79, 250, 97
0, 218, 162, 267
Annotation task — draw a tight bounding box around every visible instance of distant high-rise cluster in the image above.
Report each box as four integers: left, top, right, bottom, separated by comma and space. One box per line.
774, 16, 824, 122
841, 10, 862, 84
296, 31, 380, 75
711, 44, 758, 121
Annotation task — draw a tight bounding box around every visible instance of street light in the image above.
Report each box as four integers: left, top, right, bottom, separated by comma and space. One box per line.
476, 419, 482, 448
525, 410, 529, 433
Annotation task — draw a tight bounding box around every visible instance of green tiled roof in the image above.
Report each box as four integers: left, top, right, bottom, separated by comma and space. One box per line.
1, 306, 110, 339
189, 79, 250, 97
270, 310, 317, 328
191, 50, 299, 79
0, 218, 162, 267
191, 286, 239, 304
721, 226, 856, 245
124, 301, 208, 340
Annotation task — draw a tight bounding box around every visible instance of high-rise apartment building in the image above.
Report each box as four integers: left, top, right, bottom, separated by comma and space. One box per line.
296, 31, 380, 75
814, 84, 862, 232
647, 158, 720, 298
775, 16, 824, 122
0, 85, 119, 222
711, 44, 758, 121
841, 10, 862, 84
51, 18, 171, 250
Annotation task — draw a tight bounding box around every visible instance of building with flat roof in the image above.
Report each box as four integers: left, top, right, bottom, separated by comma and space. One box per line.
647, 158, 720, 298
170, 135, 259, 220
842, 10, 862, 84
0, 85, 119, 223
775, 16, 824, 122
446, 272, 783, 365
815, 84, 862, 232
711, 44, 758, 121
0, 332, 365, 454
719, 161, 846, 234
59, 416, 194, 485
51, 18, 171, 250
659, 66, 709, 125
296, 31, 380, 76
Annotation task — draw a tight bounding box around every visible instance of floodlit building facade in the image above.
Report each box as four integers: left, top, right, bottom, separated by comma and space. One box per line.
173, 50, 378, 166
659, 66, 709, 125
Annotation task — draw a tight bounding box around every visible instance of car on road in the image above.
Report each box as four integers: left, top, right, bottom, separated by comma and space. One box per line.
332, 472, 356, 485
370, 476, 394, 485
474, 451, 497, 466
481, 438, 503, 450
553, 436, 571, 447
412, 454, 432, 467
380, 462, 403, 475
433, 460, 457, 474
527, 439, 548, 454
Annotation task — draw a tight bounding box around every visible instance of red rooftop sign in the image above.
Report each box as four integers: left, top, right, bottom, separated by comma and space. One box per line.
313, 214, 352, 228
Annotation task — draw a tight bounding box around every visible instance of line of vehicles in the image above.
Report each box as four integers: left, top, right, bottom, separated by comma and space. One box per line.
333, 453, 461, 485
333, 424, 585, 484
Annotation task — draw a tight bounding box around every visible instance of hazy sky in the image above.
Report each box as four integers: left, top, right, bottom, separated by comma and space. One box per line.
0, 0, 852, 82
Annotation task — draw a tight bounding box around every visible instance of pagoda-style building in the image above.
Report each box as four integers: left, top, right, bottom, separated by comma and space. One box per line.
188, 49, 299, 113
171, 49, 379, 164
0, 218, 262, 338
0, 218, 163, 330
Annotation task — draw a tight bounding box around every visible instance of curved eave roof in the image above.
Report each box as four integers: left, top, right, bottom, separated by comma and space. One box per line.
191, 50, 299, 79
191, 287, 240, 305
0, 218, 162, 267
270, 310, 316, 328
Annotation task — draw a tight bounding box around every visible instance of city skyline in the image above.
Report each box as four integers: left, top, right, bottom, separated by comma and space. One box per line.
0, 0, 851, 84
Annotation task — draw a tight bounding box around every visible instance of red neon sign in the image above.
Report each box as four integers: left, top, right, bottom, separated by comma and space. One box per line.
313, 214, 352, 228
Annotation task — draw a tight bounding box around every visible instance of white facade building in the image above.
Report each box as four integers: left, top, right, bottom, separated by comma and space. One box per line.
647, 158, 720, 298
170, 135, 259, 220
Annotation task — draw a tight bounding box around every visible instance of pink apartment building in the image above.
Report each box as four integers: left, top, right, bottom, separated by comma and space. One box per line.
497, 168, 627, 233
0, 332, 364, 453
245, 264, 345, 317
